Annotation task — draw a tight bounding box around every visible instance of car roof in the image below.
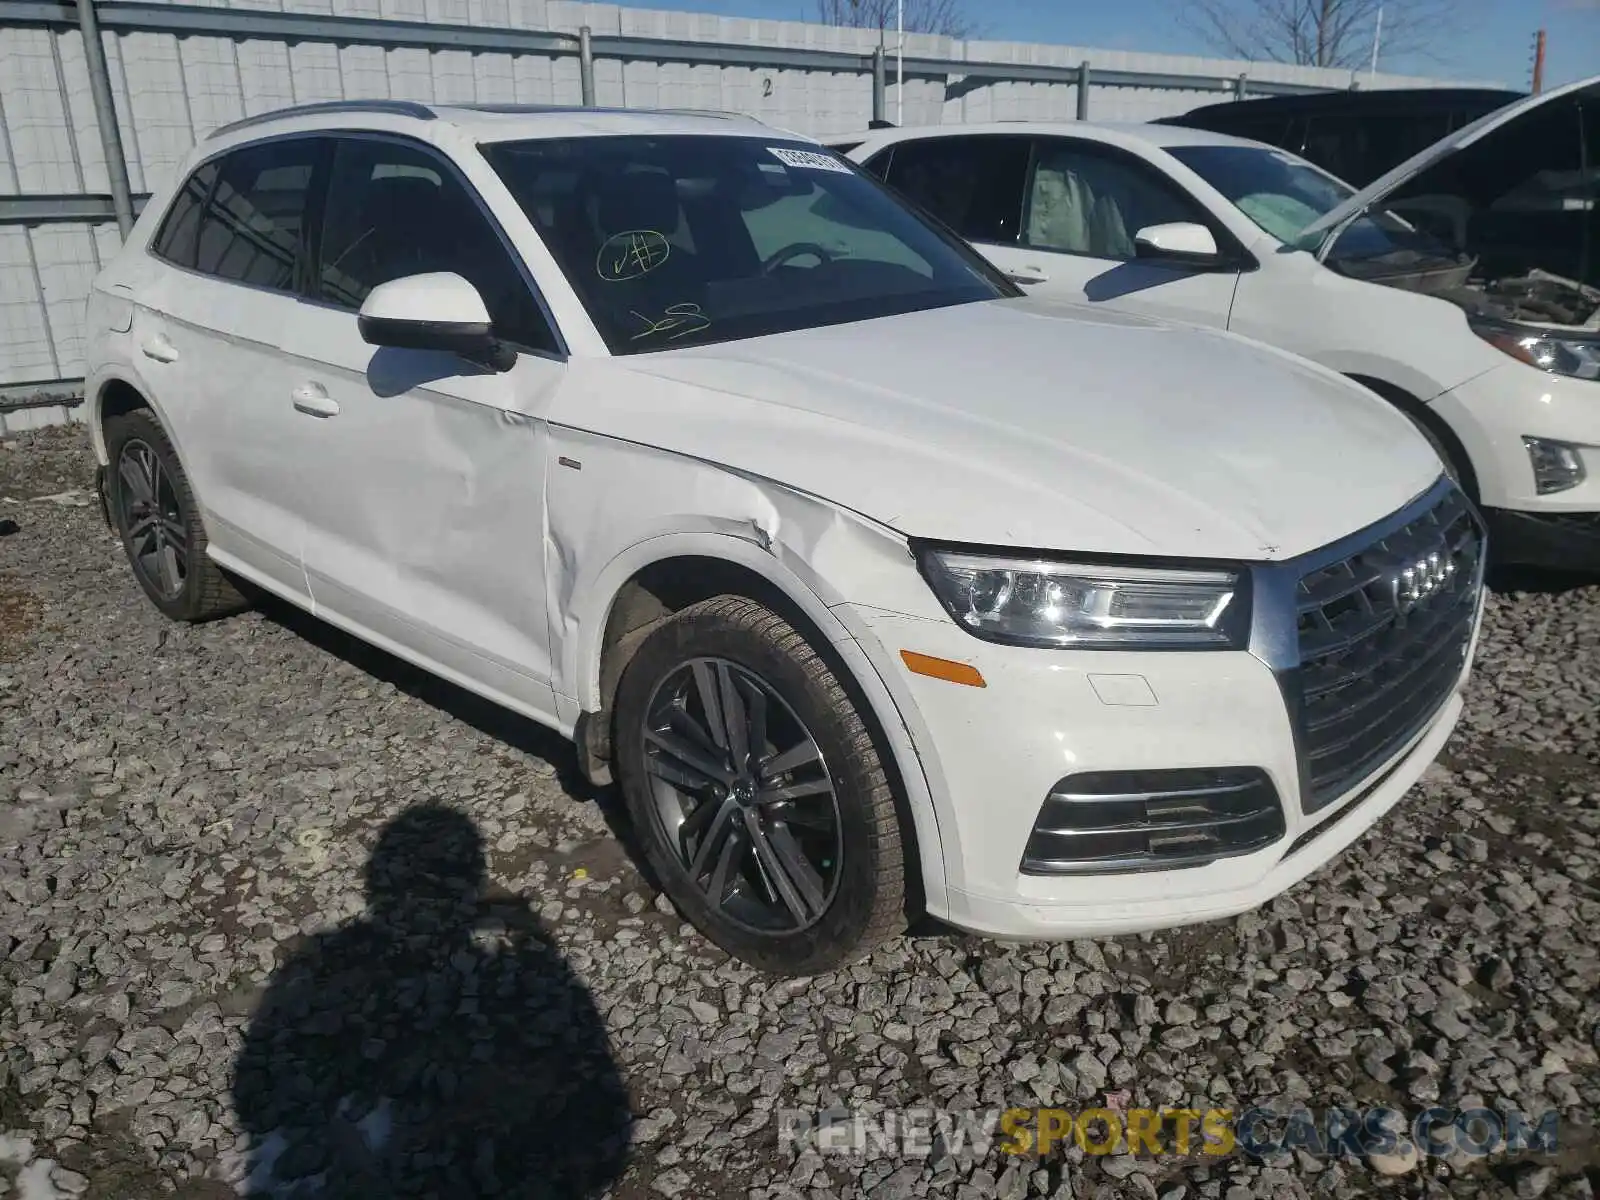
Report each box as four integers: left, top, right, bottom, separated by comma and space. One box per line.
207, 100, 789, 145
826, 120, 1267, 154
1159, 86, 1526, 124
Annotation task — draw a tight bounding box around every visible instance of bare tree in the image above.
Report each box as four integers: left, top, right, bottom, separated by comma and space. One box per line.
1177, 0, 1462, 71
814, 0, 974, 40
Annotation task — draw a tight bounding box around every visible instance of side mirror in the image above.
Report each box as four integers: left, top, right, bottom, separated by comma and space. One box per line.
358, 272, 515, 372
1133, 222, 1224, 267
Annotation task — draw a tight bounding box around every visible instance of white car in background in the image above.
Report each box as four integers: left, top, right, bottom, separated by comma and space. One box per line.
85, 102, 1482, 976
833, 75, 1600, 573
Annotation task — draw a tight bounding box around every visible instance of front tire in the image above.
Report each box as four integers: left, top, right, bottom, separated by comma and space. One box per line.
613, 595, 906, 975
105, 408, 246, 622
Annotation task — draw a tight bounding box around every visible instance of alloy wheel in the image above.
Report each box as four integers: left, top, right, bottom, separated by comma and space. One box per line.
116, 438, 188, 601
641, 657, 843, 934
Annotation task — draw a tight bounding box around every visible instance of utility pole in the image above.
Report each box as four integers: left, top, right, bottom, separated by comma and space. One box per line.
76, 0, 135, 238
1530, 29, 1546, 96
895, 0, 904, 124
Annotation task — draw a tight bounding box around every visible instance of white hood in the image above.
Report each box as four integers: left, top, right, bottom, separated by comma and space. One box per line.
1300, 74, 1600, 251
558, 298, 1441, 562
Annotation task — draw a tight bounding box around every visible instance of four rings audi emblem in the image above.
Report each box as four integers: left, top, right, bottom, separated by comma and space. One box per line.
1391, 546, 1457, 612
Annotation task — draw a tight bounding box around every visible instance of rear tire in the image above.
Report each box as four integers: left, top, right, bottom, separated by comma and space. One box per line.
613, 595, 905, 975
105, 408, 247, 622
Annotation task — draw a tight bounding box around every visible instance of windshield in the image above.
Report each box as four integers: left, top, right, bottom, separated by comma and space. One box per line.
1167, 143, 1454, 262
482, 135, 1012, 353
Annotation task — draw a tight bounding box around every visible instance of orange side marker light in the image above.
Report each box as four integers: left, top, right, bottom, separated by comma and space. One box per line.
900, 650, 986, 688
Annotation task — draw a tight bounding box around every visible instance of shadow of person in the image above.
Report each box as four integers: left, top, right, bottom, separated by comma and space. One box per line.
232, 804, 632, 1198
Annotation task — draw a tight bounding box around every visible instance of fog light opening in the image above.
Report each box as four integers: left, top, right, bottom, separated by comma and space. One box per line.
1522, 436, 1586, 495
1020, 767, 1284, 875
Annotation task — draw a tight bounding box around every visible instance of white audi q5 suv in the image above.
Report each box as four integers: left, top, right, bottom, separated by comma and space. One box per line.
84, 101, 1484, 974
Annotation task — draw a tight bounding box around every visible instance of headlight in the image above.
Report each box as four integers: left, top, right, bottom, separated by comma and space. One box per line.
1470, 319, 1600, 382
916, 549, 1247, 649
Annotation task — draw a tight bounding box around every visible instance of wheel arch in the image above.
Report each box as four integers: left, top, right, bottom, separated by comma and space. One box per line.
570, 532, 946, 923
1346, 372, 1482, 501
87, 369, 176, 467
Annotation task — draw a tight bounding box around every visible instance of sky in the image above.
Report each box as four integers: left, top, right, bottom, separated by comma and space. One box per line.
621, 0, 1599, 90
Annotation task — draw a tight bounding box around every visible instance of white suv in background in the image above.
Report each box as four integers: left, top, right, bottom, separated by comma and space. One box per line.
85, 101, 1483, 975
834, 75, 1600, 573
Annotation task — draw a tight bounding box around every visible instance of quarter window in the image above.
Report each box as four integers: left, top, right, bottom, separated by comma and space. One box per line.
192, 140, 320, 291
859, 148, 892, 180
882, 136, 1031, 244
1023, 141, 1208, 261
150, 160, 218, 269
316, 138, 557, 353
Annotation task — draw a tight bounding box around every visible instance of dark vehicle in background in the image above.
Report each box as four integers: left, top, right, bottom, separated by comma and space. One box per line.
1156, 87, 1525, 187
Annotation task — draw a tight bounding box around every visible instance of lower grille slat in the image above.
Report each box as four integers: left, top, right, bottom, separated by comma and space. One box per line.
1021, 767, 1285, 874
1290, 486, 1484, 814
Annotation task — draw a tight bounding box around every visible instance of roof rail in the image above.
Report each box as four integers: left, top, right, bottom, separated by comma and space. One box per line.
442, 102, 760, 122
656, 107, 762, 122
209, 99, 435, 139
208, 100, 766, 140
443, 103, 592, 115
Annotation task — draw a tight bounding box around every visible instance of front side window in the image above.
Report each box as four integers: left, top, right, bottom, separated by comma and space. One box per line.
316, 138, 557, 353
1024, 141, 1206, 261
483, 135, 1011, 354
880, 135, 1030, 244
192, 139, 320, 291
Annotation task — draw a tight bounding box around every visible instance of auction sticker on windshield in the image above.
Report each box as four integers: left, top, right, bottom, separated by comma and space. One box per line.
768, 146, 852, 173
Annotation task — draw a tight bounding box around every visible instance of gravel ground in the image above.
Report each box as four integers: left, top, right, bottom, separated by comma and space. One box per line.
1, 425, 1597, 1200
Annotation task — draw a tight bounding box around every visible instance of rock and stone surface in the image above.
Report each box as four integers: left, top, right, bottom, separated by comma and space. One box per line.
2, 427, 1598, 1198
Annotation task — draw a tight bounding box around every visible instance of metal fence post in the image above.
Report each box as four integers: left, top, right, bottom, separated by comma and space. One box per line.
1076, 61, 1090, 120
872, 45, 886, 124
578, 25, 596, 107
75, 0, 135, 238
1234, 72, 1247, 100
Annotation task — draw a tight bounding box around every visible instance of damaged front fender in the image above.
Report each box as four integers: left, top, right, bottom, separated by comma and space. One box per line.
543, 425, 957, 919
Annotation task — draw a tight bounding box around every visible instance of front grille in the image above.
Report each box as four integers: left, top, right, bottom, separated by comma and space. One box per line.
1020, 767, 1285, 874
1291, 488, 1483, 813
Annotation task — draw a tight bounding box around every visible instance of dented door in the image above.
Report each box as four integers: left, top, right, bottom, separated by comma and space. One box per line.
278, 303, 565, 721
278, 133, 570, 722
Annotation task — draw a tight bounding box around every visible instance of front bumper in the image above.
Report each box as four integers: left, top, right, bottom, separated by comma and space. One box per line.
1482, 507, 1600, 572
1430, 362, 1600, 570
941, 693, 1462, 938
843, 480, 1482, 939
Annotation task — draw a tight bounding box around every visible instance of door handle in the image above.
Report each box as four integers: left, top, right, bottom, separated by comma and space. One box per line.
1006, 266, 1049, 285
291, 383, 340, 418
140, 333, 179, 363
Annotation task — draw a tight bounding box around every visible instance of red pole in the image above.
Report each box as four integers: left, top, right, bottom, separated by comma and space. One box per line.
1532, 29, 1546, 95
